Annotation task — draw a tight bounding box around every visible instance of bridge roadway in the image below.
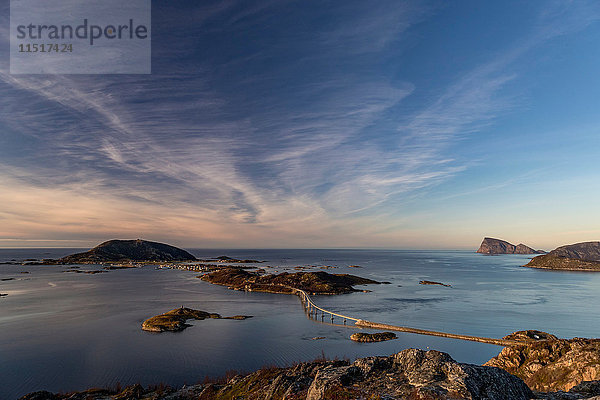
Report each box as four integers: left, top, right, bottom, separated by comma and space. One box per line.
291, 287, 525, 347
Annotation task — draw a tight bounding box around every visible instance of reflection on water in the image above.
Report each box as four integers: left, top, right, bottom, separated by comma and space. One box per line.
1, 249, 600, 399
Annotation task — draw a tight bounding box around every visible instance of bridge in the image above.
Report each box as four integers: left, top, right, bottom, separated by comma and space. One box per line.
292, 288, 525, 347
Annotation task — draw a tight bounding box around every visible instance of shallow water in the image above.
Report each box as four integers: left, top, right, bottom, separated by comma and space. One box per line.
1, 249, 599, 399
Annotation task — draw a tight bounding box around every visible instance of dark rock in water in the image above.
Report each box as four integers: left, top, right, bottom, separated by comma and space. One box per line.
200, 267, 379, 295
419, 280, 451, 287
350, 332, 396, 342
477, 237, 545, 254
224, 315, 253, 320
485, 331, 600, 392
525, 242, 600, 271
0, 293, 8, 297
59, 239, 197, 263
141, 307, 252, 332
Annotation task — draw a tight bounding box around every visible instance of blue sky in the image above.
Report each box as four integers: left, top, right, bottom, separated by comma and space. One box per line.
1, 0, 600, 249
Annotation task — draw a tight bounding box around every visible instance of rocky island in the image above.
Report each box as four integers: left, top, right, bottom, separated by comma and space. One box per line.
525, 241, 600, 271
141, 307, 251, 332
350, 332, 397, 342
59, 239, 197, 263
477, 237, 545, 254
199, 267, 379, 295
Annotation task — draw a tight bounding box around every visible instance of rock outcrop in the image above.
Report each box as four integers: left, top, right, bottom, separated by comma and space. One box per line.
485, 331, 600, 392
477, 237, 545, 255
525, 242, 600, 271
141, 307, 251, 332
21, 349, 534, 400
60, 239, 197, 263
350, 332, 397, 342
199, 267, 379, 295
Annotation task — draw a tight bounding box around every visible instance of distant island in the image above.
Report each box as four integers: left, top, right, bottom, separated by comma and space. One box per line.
200, 267, 380, 295
525, 241, 600, 271
59, 239, 197, 263
476, 237, 545, 255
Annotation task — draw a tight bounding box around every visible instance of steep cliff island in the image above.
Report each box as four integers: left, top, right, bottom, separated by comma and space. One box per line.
525, 241, 600, 271
200, 267, 380, 294
476, 237, 545, 255
59, 239, 197, 263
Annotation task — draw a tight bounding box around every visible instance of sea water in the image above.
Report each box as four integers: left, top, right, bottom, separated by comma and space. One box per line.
1, 249, 599, 399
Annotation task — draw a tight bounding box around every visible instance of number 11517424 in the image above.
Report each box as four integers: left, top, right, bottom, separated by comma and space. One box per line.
18, 43, 73, 53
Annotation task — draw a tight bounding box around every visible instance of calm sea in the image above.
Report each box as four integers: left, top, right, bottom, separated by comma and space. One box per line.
1, 248, 599, 399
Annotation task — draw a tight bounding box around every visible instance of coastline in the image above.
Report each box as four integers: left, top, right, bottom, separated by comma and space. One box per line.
3, 248, 600, 399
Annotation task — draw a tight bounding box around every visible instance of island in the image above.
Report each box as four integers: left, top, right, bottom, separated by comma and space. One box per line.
476, 237, 545, 254
524, 241, 600, 271
59, 239, 197, 263
350, 332, 397, 342
141, 307, 252, 332
199, 267, 380, 295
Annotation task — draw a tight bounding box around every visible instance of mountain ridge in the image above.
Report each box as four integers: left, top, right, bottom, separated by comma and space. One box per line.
59, 239, 197, 263
525, 241, 600, 271
476, 237, 544, 255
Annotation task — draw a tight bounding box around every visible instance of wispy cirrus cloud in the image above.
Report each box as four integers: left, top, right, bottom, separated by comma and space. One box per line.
1, 0, 599, 247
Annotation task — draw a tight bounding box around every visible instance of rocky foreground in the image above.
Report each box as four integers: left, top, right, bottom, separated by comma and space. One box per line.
477, 237, 544, 255
525, 241, 600, 271
21, 330, 600, 400
199, 267, 380, 295
21, 330, 600, 399
21, 349, 534, 400
485, 332, 600, 393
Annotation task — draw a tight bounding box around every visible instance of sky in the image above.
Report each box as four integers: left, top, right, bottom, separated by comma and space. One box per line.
1, 0, 600, 250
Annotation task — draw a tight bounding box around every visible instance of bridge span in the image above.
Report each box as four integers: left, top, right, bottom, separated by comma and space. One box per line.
292, 288, 524, 347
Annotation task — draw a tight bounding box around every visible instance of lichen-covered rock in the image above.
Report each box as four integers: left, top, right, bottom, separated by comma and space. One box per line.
485, 333, 600, 392
24, 349, 534, 400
